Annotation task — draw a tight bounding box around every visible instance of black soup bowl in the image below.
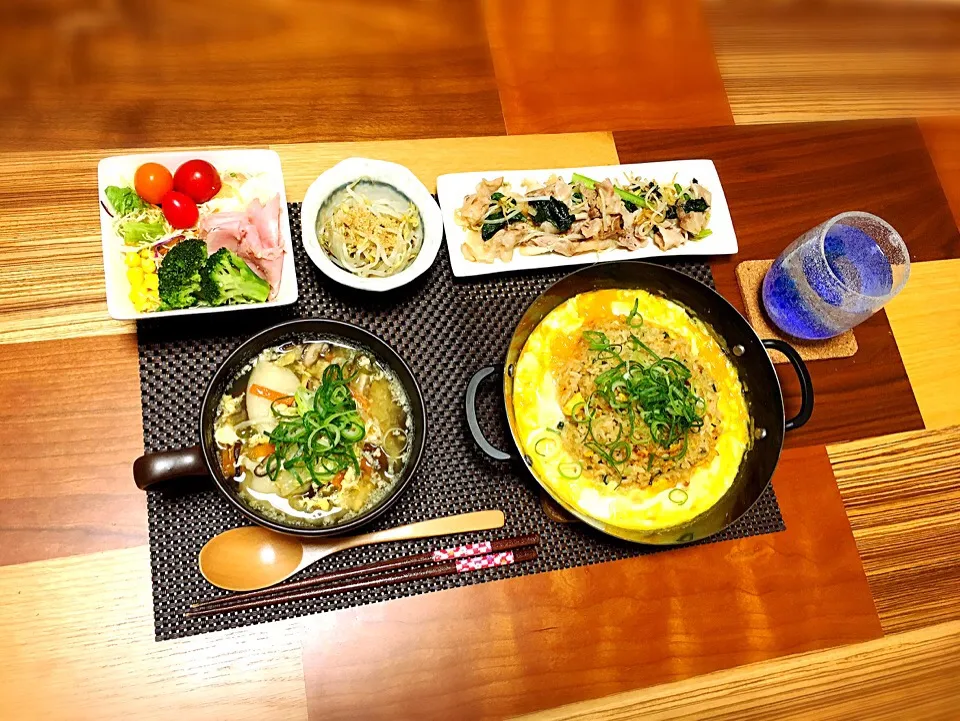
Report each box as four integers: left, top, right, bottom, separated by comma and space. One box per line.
133, 319, 427, 537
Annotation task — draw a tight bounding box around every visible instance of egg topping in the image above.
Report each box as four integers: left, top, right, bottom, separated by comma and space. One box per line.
512, 289, 750, 530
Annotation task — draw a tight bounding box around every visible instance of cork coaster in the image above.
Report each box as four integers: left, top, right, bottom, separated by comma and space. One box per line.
539, 489, 578, 523
735, 260, 858, 364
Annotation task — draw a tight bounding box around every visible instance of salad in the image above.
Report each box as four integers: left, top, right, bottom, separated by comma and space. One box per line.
102, 158, 286, 313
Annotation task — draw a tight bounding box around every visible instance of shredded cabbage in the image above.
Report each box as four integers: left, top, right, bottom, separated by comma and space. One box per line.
114, 206, 171, 246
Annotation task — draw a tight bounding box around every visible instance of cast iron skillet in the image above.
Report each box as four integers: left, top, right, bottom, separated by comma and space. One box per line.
465, 261, 813, 545
132, 319, 427, 537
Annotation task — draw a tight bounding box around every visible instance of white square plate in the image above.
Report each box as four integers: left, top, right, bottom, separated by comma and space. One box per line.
98, 148, 298, 320
436, 159, 737, 278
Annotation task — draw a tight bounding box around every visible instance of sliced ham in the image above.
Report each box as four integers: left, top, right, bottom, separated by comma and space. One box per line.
245, 197, 284, 296
199, 195, 284, 299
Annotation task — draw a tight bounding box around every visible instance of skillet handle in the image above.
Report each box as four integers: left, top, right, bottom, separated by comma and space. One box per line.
763, 339, 814, 431
465, 366, 516, 462
133, 445, 208, 490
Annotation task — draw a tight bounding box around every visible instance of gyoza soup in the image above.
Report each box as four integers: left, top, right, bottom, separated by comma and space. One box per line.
214, 339, 412, 527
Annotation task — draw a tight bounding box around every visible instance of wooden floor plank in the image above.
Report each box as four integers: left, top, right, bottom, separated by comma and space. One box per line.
0, 0, 504, 151
0, 132, 618, 346
921, 118, 960, 231
484, 0, 733, 135
829, 426, 960, 634
0, 546, 307, 721
885, 259, 960, 430
0, 334, 147, 565
270, 132, 620, 202
706, 0, 960, 124
301, 445, 881, 721
513, 620, 960, 721
614, 121, 957, 447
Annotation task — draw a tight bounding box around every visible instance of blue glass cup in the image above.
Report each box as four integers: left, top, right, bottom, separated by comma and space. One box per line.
762, 212, 910, 340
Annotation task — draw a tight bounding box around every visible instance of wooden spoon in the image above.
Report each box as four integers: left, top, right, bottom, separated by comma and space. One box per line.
198, 510, 505, 591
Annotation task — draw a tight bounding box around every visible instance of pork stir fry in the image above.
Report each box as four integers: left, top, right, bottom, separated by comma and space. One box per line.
456, 173, 712, 263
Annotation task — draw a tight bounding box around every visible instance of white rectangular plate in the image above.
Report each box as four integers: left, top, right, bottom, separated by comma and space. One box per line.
437, 159, 737, 278
98, 148, 298, 320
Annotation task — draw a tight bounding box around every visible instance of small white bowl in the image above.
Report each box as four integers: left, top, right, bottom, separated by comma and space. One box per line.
300, 158, 443, 292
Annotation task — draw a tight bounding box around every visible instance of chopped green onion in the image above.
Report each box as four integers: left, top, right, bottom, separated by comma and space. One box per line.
558, 461, 582, 479
668, 488, 689, 505
341, 420, 365, 443
570, 402, 590, 424
264, 361, 366, 487
534, 435, 559, 458
626, 298, 644, 328
574, 307, 706, 471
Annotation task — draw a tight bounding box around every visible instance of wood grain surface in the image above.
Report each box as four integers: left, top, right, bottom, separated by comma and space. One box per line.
614, 121, 960, 447
270, 132, 619, 202
0, 132, 617, 346
707, 0, 960, 124
0, 334, 146, 565
3, 1, 960, 715
300, 445, 881, 721
921, 118, 960, 230
829, 425, 960, 634
0, 0, 504, 151
0, 147, 132, 344
514, 619, 960, 721
484, 0, 733, 134
885, 259, 960, 430
0, 546, 308, 721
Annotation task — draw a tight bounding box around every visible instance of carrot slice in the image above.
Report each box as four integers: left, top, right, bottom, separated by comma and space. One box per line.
247, 443, 275, 460
350, 387, 370, 412
249, 384, 295, 406
331, 470, 346, 489
219, 447, 236, 477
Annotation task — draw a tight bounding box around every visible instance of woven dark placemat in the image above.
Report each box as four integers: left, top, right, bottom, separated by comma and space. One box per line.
138, 203, 785, 641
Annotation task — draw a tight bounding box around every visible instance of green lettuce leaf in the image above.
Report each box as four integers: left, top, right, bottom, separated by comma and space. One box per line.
104, 185, 146, 216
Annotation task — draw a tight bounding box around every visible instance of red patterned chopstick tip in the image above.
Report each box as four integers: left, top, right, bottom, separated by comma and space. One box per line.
431, 541, 493, 561
455, 551, 515, 573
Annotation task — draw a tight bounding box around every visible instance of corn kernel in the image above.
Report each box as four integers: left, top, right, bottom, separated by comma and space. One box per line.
127, 267, 144, 286
141, 258, 157, 273
139, 248, 152, 260
144, 273, 159, 290
124, 253, 140, 267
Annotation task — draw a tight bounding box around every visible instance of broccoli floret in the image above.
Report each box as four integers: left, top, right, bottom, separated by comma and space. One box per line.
158, 239, 208, 310
200, 248, 270, 306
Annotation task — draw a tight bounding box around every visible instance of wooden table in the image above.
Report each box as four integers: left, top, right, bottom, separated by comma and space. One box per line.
2, 2, 960, 719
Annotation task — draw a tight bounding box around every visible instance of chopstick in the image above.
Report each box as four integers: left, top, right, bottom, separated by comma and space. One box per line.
185, 545, 539, 618
191, 533, 540, 611
188, 533, 541, 615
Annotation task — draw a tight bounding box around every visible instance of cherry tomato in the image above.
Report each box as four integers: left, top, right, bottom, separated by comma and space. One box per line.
173, 159, 222, 204
134, 163, 173, 205
161, 191, 199, 229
